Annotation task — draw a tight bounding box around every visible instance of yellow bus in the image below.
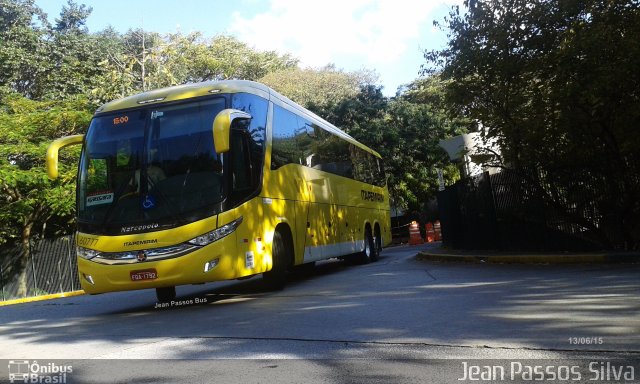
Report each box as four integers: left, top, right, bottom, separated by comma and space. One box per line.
47, 80, 391, 302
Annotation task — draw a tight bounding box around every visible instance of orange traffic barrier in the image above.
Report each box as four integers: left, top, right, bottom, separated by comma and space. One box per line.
408, 221, 424, 245
425, 222, 435, 243
433, 220, 442, 241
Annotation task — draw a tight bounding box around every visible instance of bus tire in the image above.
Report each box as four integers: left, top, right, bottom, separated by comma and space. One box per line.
358, 226, 377, 264
156, 286, 176, 303
373, 224, 382, 262
263, 229, 291, 290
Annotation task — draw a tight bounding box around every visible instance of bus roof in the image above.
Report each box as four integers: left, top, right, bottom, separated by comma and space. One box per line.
96, 80, 381, 158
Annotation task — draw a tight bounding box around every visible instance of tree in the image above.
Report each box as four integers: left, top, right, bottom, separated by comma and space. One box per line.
203, 35, 298, 81
0, 0, 114, 102
311, 83, 465, 211
0, 0, 49, 98
261, 64, 376, 108
0, 93, 92, 296
93, 31, 299, 101
382, 91, 465, 211
54, 0, 92, 33
426, 0, 640, 249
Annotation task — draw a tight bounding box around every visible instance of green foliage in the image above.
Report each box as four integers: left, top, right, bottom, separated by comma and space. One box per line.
0, 94, 92, 245
311, 83, 467, 211
261, 64, 377, 108
0, 0, 49, 98
54, 0, 92, 33
0, 0, 113, 102
427, 0, 640, 248
89, 31, 299, 103
1, 0, 298, 104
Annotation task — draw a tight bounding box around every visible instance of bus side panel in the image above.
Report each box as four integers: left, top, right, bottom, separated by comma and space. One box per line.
338, 205, 356, 254
294, 200, 309, 265
381, 205, 392, 247
229, 200, 271, 277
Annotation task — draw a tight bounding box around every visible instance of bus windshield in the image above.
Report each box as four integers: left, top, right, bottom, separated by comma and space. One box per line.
77, 98, 227, 234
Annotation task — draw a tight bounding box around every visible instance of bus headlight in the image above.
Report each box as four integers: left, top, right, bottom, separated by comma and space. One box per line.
77, 246, 100, 260
188, 216, 243, 246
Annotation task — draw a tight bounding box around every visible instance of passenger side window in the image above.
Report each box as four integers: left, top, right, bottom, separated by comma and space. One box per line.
296, 119, 315, 167
271, 106, 301, 168
311, 127, 352, 178
270, 105, 386, 186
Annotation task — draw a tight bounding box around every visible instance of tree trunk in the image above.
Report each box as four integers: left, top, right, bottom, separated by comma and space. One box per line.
16, 221, 34, 298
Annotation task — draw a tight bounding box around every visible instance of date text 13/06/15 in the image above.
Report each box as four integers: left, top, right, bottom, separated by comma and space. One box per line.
569, 337, 603, 345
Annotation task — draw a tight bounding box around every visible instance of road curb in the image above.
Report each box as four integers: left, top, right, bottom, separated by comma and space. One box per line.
416, 252, 640, 264
0, 290, 85, 306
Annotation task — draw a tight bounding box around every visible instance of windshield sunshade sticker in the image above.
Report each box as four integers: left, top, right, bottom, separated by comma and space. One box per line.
86, 192, 114, 207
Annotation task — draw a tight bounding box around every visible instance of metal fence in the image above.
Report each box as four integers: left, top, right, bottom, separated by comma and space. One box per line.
437, 169, 620, 251
0, 235, 79, 301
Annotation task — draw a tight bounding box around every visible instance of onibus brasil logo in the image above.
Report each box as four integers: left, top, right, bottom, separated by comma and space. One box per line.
8, 360, 72, 383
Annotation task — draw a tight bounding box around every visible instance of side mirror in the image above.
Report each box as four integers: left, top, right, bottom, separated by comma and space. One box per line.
212, 109, 251, 154
46, 134, 84, 180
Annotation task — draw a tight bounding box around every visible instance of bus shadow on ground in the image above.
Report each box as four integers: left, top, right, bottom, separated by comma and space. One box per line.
173, 256, 372, 307
107, 255, 374, 314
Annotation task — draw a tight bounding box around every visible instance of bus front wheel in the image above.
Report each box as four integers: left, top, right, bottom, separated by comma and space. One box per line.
263, 229, 292, 290
156, 286, 176, 303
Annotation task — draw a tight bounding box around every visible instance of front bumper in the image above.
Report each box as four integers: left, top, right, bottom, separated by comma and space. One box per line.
78, 232, 239, 294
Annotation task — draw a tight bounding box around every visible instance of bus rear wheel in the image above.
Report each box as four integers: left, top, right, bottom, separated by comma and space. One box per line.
357, 227, 378, 264
156, 286, 176, 303
372, 225, 382, 262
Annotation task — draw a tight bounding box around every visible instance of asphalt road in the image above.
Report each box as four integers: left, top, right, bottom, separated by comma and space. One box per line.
1, 243, 639, 383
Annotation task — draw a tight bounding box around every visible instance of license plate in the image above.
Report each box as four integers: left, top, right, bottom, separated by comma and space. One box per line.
130, 269, 158, 281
